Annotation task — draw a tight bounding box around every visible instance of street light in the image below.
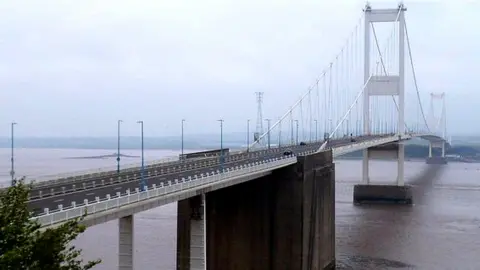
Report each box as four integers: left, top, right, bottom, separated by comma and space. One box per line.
346, 119, 350, 137
10, 122, 17, 186
246, 119, 250, 152
265, 119, 271, 149
117, 120, 123, 174
294, 120, 299, 145
328, 119, 333, 137
278, 118, 282, 148
314, 119, 318, 142
290, 119, 294, 145
181, 119, 186, 160
217, 119, 224, 172
137, 120, 146, 191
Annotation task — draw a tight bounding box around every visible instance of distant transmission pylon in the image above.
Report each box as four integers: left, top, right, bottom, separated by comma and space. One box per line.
254, 92, 264, 145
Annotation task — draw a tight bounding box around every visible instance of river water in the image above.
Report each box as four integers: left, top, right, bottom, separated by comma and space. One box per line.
1, 148, 479, 269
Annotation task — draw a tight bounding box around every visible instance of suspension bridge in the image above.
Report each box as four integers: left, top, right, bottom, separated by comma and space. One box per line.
11, 4, 450, 270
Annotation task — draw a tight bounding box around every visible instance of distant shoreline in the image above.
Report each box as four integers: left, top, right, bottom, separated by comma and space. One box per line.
63, 153, 140, 159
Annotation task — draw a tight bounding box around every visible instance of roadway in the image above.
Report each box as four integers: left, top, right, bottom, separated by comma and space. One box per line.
28, 139, 331, 199
28, 142, 319, 199
28, 135, 387, 215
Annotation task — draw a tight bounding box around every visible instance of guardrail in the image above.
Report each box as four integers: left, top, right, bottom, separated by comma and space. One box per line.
27, 141, 317, 190
15, 135, 395, 195
332, 135, 411, 157
34, 143, 295, 183
30, 155, 181, 187
28, 152, 265, 200
34, 155, 300, 226
32, 134, 409, 227
28, 143, 292, 188
28, 147, 290, 194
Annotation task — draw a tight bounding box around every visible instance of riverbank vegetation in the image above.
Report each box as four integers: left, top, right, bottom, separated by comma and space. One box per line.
0, 179, 101, 269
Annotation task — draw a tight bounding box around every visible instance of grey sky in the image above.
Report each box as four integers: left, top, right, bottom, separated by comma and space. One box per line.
0, 0, 478, 137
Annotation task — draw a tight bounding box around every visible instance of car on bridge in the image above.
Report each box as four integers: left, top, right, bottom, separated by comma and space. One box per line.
283, 149, 293, 156
299, 142, 307, 146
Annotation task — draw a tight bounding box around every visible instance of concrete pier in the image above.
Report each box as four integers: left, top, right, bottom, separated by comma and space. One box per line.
353, 184, 413, 205
119, 215, 134, 270
176, 195, 206, 270
426, 156, 448, 165
426, 140, 448, 165
205, 150, 335, 270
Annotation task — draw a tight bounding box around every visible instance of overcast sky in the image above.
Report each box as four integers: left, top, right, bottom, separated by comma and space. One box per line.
0, 0, 478, 137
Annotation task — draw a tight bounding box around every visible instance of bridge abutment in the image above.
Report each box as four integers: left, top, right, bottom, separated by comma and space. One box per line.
204, 150, 335, 270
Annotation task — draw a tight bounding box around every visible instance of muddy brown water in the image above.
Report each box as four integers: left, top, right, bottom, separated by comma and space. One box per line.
1, 149, 479, 269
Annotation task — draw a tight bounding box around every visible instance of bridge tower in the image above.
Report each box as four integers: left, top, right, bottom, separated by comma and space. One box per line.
362, 3, 406, 185
254, 92, 264, 146
355, 3, 413, 205
426, 92, 448, 164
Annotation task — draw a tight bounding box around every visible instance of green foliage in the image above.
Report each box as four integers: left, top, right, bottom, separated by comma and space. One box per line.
0, 178, 101, 269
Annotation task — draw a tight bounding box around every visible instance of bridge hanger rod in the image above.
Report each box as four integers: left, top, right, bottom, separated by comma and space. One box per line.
247, 13, 365, 150
317, 73, 374, 152
405, 19, 430, 133
317, 7, 405, 152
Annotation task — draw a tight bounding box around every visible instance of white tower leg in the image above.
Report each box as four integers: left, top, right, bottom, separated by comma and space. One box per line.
363, 4, 406, 186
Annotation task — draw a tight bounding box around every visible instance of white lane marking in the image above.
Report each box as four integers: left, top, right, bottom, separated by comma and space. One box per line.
86, 193, 95, 196
54, 199, 64, 202
114, 187, 122, 190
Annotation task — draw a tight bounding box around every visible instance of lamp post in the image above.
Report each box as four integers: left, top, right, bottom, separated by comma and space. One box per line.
290, 119, 294, 145
10, 122, 17, 186
346, 119, 350, 137
117, 120, 123, 174
278, 118, 282, 148
265, 119, 271, 149
181, 119, 185, 160
246, 119, 250, 152
329, 119, 333, 138
294, 119, 299, 145
218, 119, 224, 172
137, 121, 146, 191
314, 119, 318, 142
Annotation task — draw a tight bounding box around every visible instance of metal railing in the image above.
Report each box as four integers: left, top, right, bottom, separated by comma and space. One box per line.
28, 140, 322, 190
28, 148, 289, 196
32, 134, 409, 227
28, 151, 268, 200
31, 155, 181, 187
34, 155, 300, 226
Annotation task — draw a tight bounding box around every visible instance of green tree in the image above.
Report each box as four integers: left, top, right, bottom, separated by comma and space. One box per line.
0, 178, 101, 269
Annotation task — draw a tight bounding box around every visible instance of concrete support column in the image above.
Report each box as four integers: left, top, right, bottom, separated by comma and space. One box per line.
354, 143, 412, 205
441, 142, 445, 157
205, 150, 335, 270
119, 215, 134, 270
428, 143, 432, 158
362, 149, 369, 184
177, 195, 206, 270
396, 143, 405, 186
190, 195, 205, 270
